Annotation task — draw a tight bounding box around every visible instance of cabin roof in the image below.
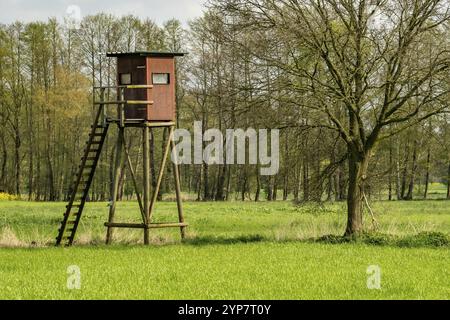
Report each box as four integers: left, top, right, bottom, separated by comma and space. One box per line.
106, 51, 186, 58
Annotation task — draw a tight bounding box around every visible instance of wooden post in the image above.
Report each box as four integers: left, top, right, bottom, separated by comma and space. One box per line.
148, 126, 174, 222
122, 134, 146, 223
143, 126, 150, 245
100, 88, 106, 127
119, 88, 125, 128
104, 123, 186, 245
171, 134, 186, 239
106, 127, 124, 244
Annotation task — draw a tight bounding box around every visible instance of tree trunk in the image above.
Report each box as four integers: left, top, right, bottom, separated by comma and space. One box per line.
327, 175, 333, 201
293, 163, 300, 202
423, 147, 431, 199
400, 143, 409, 199
272, 176, 278, 201
203, 162, 209, 201
225, 165, 231, 201
27, 91, 34, 200
266, 176, 272, 201
46, 149, 55, 201
196, 165, 202, 201
302, 159, 309, 201
336, 162, 346, 200
396, 141, 402, 200
215, 164, 226, 201
14, 132, 21, 197
255, 165, 260, 202
0, 134, 7, 189
447, 163, 450, 200
388, 142, 393, 201
405, 141, 418, 200
345, 151, 369, 236
240, 168, 247, 201
283, 173, 289, 201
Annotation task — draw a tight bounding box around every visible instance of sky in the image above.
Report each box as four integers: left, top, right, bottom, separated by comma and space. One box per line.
0, 0, 206, 26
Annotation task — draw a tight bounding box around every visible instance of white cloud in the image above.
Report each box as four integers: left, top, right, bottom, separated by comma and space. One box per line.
0, 0, 205, 26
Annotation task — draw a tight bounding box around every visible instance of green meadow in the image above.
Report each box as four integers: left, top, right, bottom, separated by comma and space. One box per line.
0, 198, 449, 299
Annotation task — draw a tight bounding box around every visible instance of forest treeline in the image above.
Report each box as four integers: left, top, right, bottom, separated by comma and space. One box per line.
0, 1, 449, 206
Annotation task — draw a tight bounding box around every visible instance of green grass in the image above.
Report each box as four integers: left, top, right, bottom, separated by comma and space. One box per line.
1, 200, 450, 244
0, 199, 449, 299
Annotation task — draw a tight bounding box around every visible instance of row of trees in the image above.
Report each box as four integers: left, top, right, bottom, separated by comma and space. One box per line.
0, 15, 184, 201
0, 1, 449, 234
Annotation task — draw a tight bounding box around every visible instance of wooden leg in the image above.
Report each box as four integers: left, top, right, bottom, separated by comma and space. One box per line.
122, 134, 146, 224
170, 136, 186, 239
143, 127, 150, 245
106, 128, 124, 244
148, 126, 174, 223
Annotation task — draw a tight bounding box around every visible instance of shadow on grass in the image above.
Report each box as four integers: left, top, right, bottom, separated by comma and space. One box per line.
181, 231, 450, 248
4, 232, 448, 249
183, 234, 268, 246
312, 231, 450, 248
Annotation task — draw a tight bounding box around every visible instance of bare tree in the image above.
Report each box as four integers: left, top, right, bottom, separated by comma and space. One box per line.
213, 0, 450, 235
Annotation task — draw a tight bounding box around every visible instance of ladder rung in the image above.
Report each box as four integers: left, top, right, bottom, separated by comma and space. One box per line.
90, 133, 104, 137
81, 156, 97, 161
59, 227, 74, 233
148, 222, 189, 229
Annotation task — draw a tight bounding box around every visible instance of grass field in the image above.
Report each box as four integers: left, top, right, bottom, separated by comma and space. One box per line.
0, 198, 449, 299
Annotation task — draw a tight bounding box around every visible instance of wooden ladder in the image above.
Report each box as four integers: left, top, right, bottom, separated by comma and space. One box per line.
56, 107, 109, 246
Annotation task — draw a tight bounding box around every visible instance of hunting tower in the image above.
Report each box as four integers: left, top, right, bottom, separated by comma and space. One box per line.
56, 51, 187, 246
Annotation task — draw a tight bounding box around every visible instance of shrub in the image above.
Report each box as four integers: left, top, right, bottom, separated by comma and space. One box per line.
314, 232, 449, 248
0, 192, 19, 201
360, 233, 392, 246
314, 234, 350, 244
397, 232, 450, 248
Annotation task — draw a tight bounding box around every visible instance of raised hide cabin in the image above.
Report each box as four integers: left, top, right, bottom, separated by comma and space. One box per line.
106, 51, 185, 122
